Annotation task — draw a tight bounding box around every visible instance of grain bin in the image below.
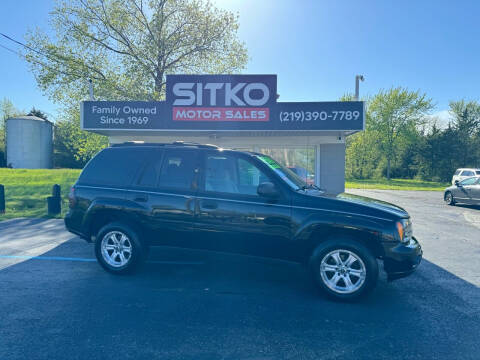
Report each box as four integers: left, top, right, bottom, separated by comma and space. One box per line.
6, 115, 53, 169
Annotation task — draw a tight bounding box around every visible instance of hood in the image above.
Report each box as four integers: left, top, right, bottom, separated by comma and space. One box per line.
294, 189, 410, 220
445, 184, 457, 192
335, 193, 409, 218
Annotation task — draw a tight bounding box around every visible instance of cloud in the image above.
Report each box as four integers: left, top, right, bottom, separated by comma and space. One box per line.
427, 110, 453, 129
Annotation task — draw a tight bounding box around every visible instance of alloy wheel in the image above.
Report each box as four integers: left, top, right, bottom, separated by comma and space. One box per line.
101, 231, 133, 267
445, 193, 453, 205
320, 249, 367, 294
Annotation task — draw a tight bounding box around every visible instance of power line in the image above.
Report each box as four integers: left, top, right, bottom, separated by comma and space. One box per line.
0, 32, 105, 81
0, 40, 87, 80
0, 32, 45, 58
0, 43, 19, 56
0, 32, 136, 99
0, 32, 78, 71
0, 42, 57, 120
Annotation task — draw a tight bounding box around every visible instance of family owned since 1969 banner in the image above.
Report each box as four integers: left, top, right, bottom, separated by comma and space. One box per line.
81, 74, 364, 132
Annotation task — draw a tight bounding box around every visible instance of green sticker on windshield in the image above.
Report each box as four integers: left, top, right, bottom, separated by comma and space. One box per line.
258, 156, 281, 169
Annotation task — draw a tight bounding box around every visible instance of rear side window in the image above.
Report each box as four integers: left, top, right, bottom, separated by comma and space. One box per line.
454, 170, 461, 175
78, 147, 150, 186
157, 150, 198, 190
462, 170, 474, 176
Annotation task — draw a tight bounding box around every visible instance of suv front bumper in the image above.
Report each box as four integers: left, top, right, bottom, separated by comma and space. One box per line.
383, 237, 422, 281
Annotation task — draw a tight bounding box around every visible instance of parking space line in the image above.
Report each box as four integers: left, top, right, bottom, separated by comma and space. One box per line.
0, 255, 97, 262
147, 260, 204, 265
0, 255, 205, 265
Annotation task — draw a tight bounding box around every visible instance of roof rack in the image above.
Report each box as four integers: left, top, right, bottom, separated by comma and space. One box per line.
112, 141, 219, 149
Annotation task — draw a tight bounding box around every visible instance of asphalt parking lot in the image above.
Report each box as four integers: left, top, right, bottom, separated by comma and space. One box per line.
0, 190, 479, 360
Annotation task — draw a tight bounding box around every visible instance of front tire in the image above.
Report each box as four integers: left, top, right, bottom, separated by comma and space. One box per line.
95, 222, 146, 274
309, 238, 378, 301
445, 191, 455, 206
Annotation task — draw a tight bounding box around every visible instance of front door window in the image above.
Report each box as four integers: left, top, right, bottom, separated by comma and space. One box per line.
460, 177, 478, 186
204, 154, 270, 196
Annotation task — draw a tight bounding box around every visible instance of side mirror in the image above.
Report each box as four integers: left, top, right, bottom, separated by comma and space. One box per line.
455, 180, 460, 186
257, 182, 279, 198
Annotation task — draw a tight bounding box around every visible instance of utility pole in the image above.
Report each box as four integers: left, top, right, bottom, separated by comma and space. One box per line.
355, 75, 364, 101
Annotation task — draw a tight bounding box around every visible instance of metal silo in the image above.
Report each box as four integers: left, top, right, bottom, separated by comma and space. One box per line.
6, 115, 53, 169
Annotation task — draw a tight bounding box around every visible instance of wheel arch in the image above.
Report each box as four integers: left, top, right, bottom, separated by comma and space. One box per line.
82, 201, 145, 242
308, 233, 380, 300
295, 218, 386, 264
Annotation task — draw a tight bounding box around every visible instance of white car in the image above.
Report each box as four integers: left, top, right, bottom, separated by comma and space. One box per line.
452, 168, 480, 185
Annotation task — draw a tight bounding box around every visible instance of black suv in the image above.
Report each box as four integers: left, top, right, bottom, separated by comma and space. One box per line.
65, 142, 422, 300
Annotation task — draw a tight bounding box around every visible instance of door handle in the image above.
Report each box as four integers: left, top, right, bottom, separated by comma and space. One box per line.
134, 194, 148, 202
201, 201, 218, 210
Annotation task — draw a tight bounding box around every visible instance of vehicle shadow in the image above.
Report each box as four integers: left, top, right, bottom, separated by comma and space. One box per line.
0, 236, 479, 359
452, 203, 480, 210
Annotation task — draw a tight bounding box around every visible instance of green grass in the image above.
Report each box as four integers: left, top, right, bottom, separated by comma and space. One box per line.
346, 178, 450, 191
0, 169, 450, 220
0, 168, 81, 220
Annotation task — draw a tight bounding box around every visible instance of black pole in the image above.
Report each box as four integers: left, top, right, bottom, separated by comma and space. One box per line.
0, 184, 5, 214
52, 184, 61, 197
47, 184, 61, 216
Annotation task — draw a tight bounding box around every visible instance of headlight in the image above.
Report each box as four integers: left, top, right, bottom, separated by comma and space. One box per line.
396, 219, 412, 243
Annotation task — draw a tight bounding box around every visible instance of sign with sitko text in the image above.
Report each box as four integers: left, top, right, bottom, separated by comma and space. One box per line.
81, 74, 364, 132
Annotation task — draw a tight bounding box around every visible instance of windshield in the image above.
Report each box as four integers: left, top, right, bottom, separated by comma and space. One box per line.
459, 177, 479, 186
255, 154, 308, 190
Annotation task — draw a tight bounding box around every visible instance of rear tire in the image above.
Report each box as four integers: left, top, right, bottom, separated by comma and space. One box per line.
95, 222, 146, 274
309, 238, 378, 301
445, 191, 455, 206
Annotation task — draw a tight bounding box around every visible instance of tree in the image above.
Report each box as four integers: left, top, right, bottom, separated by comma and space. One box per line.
54, 107, 109, 168
27, 107, 48, 120
449, 100, 480, 168
0, 98, 22, 128
25, 0, 248, 104
343, 94, 384, 179
0, 99, 23, 167
345, 130, 382, 179
368, 88, 433, 179
24, 0, 248, 166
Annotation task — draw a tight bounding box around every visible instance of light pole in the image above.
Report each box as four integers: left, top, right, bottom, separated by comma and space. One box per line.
88, 78, 94, 100
355, 75, 364, 101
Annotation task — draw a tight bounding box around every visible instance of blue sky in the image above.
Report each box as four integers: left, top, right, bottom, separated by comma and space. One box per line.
1, 0, 479, 123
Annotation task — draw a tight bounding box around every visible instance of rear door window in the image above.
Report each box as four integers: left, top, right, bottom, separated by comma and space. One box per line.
476, 171, 480, 175
462, 170, 474, 176
157, 150, 199, 191
78, 147, 150, 187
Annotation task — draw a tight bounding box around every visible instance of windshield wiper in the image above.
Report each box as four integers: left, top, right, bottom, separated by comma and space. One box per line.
296, 184, 322, 191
